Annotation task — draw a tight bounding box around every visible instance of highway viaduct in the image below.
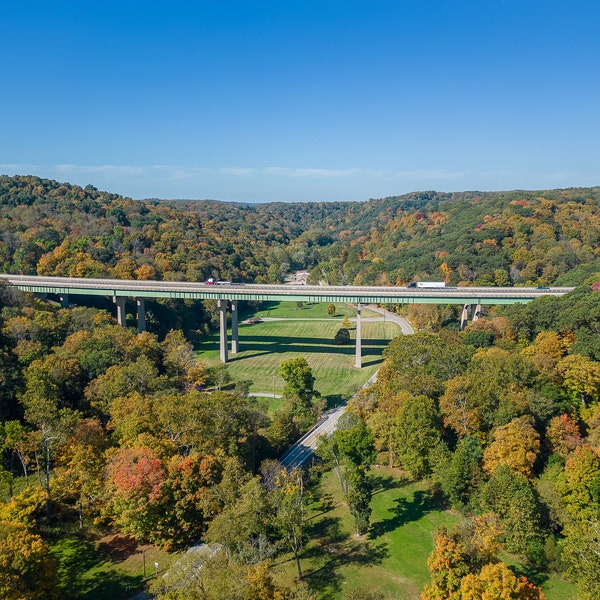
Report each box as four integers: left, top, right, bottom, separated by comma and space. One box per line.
0, 274, 574, 368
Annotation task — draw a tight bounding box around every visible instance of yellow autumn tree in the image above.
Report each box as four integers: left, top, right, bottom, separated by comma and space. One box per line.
482, 415, 540, 480
460, 562, 544, 599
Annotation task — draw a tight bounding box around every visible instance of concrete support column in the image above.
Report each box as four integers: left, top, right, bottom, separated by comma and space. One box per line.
355, 302, 362, 369
136, 298, 146, 332
231, 300, 239, 354
472, 303, 482, 322
59, 294, 69, 308
219, 299, 228, 363
460, 304, 470, 330
113, 296, 127, 327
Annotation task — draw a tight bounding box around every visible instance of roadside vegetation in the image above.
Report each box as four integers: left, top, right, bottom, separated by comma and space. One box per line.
1, 176, 600, 599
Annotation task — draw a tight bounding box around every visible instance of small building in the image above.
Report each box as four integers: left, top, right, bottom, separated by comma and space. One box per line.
291, 270, 309, 285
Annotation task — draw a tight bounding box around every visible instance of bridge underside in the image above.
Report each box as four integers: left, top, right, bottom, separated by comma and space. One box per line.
3, 275, 572, 368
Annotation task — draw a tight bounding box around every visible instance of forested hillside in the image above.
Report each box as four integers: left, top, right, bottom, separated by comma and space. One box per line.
2, 174, 600, 599
2, 175, 600, 289
351, 285, 600, 600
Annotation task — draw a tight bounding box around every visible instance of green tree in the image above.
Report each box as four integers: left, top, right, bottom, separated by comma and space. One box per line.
273, 469, 307, 580
556, 444, 600, 521
55, 418, 108, 528
19, 381, 79, 516
161, 329, 207, 391
562, 519, 600, 600
377, 333, 471, 399
205, 476, 275, 563
279, 357, 320, 417
557, 353, 600, 408
438, 436, 484, 510
394, 395, 444, 479
477, 464, 545, 561
329, 414, 376, 535
334, 327, 351, 345
1, 421, 34, 485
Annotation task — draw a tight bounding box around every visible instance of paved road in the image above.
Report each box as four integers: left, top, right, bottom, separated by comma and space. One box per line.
279, 305, 408, 471
0, 273, 572, 304
279, 404, 348, 470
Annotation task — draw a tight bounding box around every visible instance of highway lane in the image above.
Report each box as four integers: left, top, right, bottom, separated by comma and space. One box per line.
0, 274, 574, 304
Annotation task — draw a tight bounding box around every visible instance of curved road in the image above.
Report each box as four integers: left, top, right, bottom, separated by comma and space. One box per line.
279, 305, 410, 471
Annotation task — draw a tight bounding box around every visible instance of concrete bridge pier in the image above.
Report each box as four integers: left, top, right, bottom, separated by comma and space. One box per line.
113, 296, 127, 327
460, 303, 483, 330
231, 300, 239, 354
355, 302, 362, 369
59, 294, 69, 308
136, 298, 146, 332
219, 299, 228, 363
460, 304, 470, 330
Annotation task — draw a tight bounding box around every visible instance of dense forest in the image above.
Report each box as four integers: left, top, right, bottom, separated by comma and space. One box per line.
2, 175, 600, 290
1, 175, 600, 599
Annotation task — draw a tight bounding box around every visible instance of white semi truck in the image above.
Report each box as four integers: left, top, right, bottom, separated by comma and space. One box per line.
408, 281, 446, 288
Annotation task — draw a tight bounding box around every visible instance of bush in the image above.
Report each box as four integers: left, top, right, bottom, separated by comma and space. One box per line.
334, 328, 351, 345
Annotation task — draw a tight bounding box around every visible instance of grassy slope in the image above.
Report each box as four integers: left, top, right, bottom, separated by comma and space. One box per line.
48, 532, 180, 600
197, 303, 401, 404
274, 468, 459, 599
275, 468, 577, 600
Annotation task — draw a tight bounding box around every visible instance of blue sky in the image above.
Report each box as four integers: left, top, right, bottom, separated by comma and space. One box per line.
2, 1, 599, 203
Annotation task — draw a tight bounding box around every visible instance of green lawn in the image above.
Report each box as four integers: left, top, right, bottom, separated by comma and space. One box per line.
49, 532, 180, 600
273, 467, 459, 599
273, 468, 577, 600
197, 306, 401, 404
251, 301, 381, 320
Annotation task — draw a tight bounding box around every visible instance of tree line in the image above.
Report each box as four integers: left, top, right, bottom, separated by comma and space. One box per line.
347, 283, 600, 599
2, 176, 600, 298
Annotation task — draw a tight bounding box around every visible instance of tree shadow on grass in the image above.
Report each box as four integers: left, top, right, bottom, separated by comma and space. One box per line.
510, 564, 550, 589
97, 534, 139, 561
52, 533, 146, 600
370, 472, 408, 496
302, 514, 390, 596
370, 490, 441, 539
324, 394, 345, 409
53, 535, 142, 600
78, 569, 142, 600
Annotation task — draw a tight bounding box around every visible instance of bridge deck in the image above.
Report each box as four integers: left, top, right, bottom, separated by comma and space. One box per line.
0, 274, 573, 305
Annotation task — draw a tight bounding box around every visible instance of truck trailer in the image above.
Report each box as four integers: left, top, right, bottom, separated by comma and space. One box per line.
409, 281, 446, 288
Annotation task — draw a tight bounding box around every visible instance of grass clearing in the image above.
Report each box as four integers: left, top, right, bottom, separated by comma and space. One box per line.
273, 467, 459, 599
197, 308, 401, 403
274, 467, 577, 600
48, 531, 180, 600
253, 301, 381, 320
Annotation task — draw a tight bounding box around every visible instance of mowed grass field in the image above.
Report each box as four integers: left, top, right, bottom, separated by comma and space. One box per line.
196, 303, 402, 404
272, 468, 577, 600
273, 467, 459, 599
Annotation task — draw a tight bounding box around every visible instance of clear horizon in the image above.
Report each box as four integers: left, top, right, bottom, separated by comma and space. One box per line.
3, 1, 600, 203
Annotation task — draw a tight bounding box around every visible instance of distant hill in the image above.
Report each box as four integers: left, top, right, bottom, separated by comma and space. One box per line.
1, 174, 599, 286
